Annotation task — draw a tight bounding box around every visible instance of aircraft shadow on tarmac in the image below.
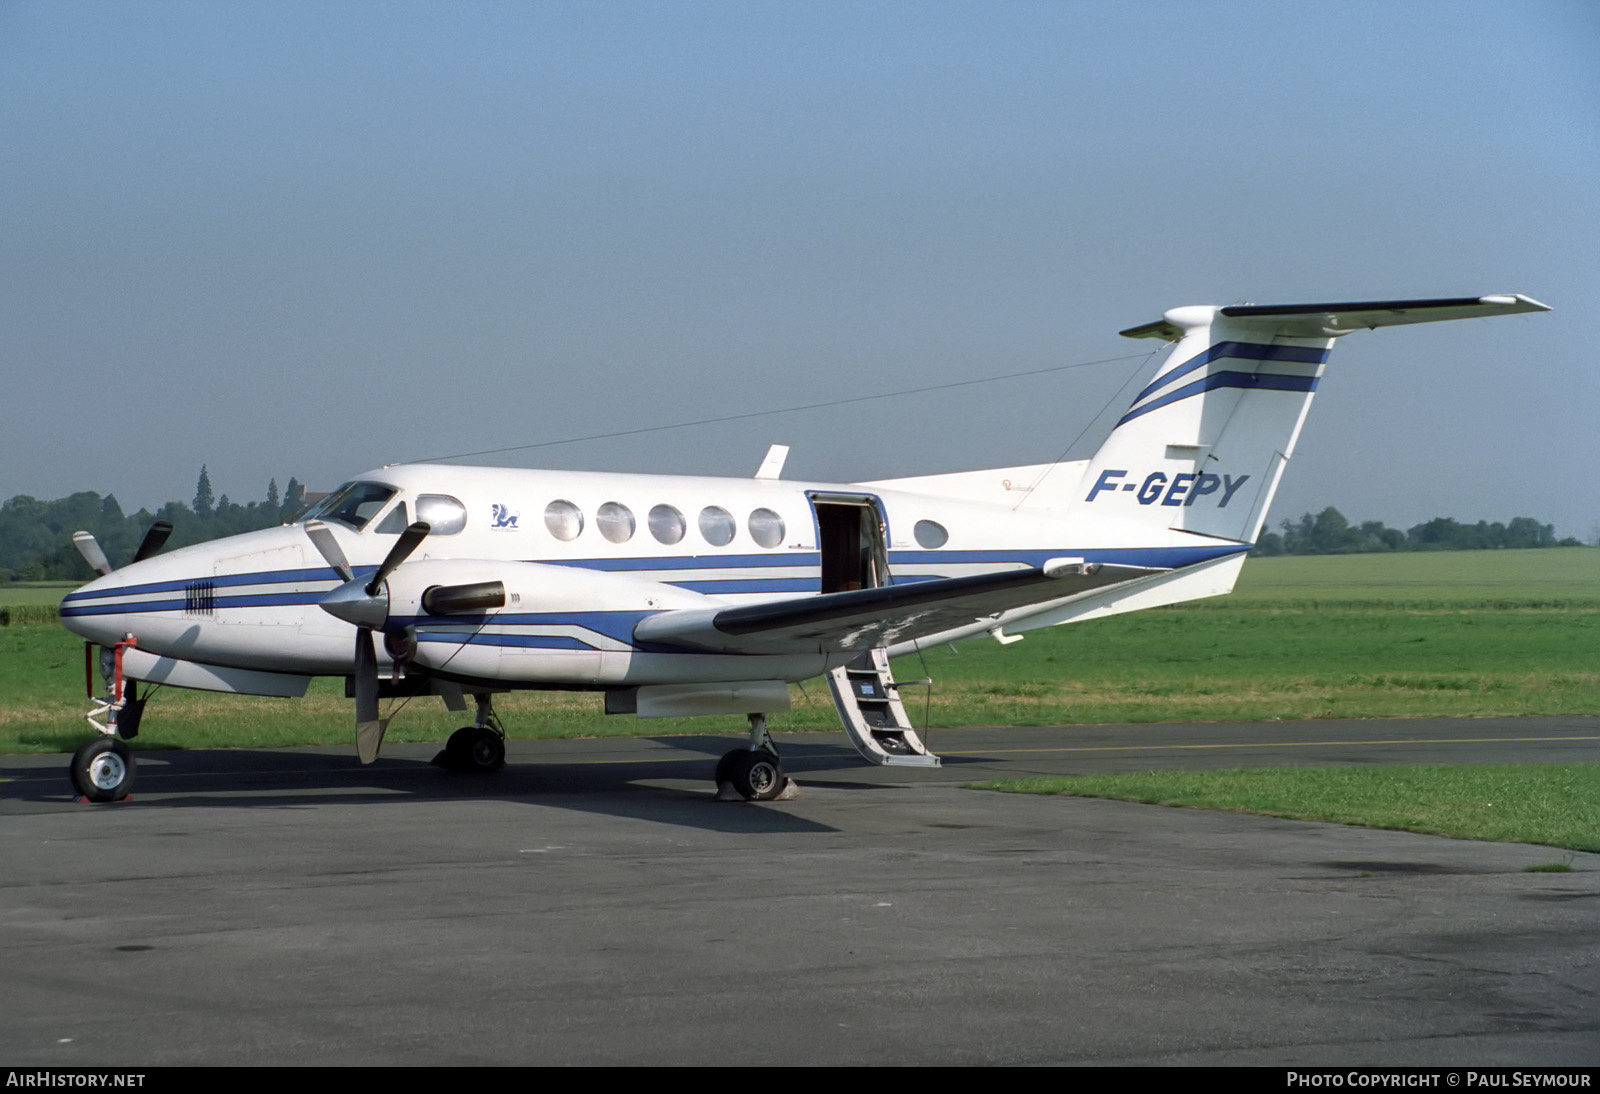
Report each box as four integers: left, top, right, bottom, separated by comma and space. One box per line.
7, 733, 948, 834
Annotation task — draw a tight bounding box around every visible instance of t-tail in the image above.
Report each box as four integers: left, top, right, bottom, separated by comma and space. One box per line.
1071, 295, 1550, 545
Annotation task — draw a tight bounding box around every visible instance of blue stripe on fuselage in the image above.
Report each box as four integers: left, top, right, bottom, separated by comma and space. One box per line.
415, 632, 595, 651
57, 544, 1246, 619
59, 565, 355, 604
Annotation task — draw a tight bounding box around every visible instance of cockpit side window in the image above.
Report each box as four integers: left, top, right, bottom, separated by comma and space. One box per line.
301, 482, 351, 523
374, 502, 409, 534
316, 482, 398, 531
415, 494, 467, 535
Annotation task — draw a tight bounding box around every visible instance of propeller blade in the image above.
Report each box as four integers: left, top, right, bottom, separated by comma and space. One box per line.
132, 521, 174, 563
353, 628, 385, 764
355, 717, 387, 765
421, 580, 506, 616
72, 532, 113, 576
366, 521, 431, 596
304, 520, 353, 582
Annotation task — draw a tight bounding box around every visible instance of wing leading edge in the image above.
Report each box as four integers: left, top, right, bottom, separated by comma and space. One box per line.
633, 559, 1157, 655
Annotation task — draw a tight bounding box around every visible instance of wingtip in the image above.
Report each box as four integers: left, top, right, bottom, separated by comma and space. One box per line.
1479, 293, 1551, 312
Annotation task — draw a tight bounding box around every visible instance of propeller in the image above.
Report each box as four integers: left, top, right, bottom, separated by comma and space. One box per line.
72, 532, 112, 577
133, 521, 174, 563
72, 520, 176, 711
72, 519, 175, 577
353, 625, 383, 764
303, 519, 354, 583
304, 519, 431, 763
367, 520, 431, 598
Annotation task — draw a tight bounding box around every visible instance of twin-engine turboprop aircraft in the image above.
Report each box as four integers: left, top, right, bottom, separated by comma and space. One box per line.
60, 294, 1548, 802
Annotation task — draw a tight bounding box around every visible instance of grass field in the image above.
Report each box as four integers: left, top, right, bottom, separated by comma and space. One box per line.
2, 548, 1595, 754
0, 582, 76, 608
0, 582, 74, 625
1224, 546, 1598, 608
978, 764, 1600, 853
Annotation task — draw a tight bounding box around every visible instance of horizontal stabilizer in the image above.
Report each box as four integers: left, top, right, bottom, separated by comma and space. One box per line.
634, 560, 1155, 654
1121, 294, 1548, 342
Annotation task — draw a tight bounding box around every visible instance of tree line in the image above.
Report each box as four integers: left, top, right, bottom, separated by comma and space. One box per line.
0, 469, 1586, 583
1, 467, 308, 582
1255, 507, 1580, 556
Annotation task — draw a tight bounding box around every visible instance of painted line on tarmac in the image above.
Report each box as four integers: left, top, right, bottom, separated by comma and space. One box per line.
940, 735, 1600, 756
521, 734, 1600, 766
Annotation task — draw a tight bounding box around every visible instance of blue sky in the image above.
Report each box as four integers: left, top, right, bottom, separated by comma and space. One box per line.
3, 1, 1595, 537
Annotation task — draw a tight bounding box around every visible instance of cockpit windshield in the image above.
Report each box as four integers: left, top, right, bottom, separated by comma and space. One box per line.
308, 481, 398, 531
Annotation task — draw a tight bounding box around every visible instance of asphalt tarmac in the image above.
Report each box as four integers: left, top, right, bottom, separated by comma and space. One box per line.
2, 716, 1596, 1066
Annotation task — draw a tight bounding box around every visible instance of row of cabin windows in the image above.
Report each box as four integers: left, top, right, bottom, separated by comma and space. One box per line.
316, 480, 951, 551
546, 500, 788, 548
548, 502, 949, 550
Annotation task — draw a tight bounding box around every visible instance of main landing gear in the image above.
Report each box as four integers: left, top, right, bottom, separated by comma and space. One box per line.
433, 694, 507, 774
715, 713, 799, 802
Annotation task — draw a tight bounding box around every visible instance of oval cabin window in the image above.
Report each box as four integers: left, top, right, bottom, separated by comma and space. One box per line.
544, 500, 584, 541
699, 506, 736, 547
597, 502, 636, 544
914, 519, 949, 549
748, 508, 785, 548
649, 504, 686, 545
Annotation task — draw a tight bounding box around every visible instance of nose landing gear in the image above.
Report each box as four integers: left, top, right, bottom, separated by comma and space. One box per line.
72, 637, 141, 803
70, 736, 136, 803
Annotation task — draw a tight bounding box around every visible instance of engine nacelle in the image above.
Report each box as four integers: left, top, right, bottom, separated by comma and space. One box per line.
383, 560, 717, 685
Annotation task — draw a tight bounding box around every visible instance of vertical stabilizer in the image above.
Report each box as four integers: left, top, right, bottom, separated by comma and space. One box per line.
1071, 295, 1549, 544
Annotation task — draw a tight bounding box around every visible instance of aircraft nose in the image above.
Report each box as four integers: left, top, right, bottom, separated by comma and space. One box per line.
58, 571, 137, 644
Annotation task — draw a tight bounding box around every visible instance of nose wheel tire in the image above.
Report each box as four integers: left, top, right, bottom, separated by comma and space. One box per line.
70, 737, 135, 802
718, 748, 786, 802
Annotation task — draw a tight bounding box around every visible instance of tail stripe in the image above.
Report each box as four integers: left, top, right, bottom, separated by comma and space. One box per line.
1133, 341, 1328, 403
1116, 371, 1319, 427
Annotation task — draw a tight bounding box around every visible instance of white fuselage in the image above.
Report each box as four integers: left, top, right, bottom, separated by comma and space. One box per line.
59, 460, 1245, 693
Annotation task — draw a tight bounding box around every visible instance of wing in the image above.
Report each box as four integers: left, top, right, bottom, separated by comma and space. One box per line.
633, 558, 1157, 654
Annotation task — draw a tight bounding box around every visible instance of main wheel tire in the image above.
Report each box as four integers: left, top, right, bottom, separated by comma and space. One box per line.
725, 749, 785, 802
445, 726, 476, 759
70, 737, 135, 802
447, 726, 505, 773
715, 748, 745, 786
